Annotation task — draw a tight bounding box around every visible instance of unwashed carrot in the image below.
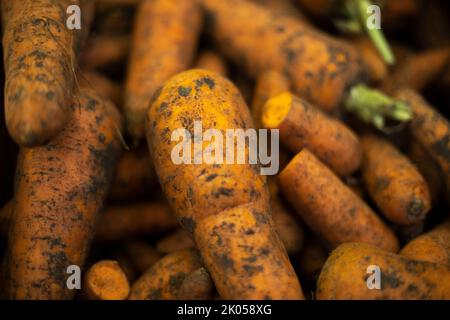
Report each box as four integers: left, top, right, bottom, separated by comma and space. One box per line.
129, 249, 204, 300
201, 0, 365, 113
316, 242, 450, 299
396, 88, 450, 200
147, 69, 303, 299
400, 219, 450, 265
84, 260, 130, 300
262, 92, 362, 176
278, 149, 399, 251
4, 87, 123, 299
1, 0, 90, 146
361, 134, 431, 225
124, 0, 202, 141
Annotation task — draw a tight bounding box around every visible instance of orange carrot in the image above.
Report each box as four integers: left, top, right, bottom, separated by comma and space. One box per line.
279, 149, 399, 251
4, 87, 123, 299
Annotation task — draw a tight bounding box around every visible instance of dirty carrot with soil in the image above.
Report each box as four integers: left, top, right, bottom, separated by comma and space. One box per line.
124, 0, 202, 141
396, 88, 450, 200
147, 69, 303, 299
279, 149, 399, 252
263, 92, 362, 176
129, 248, 205, 300
316, 242, 450, 299
1, 0, 89, 146
361, 134, 431, 225
84, 260, 130, 300
400, 219, 450, 265
3, 87, 123, 299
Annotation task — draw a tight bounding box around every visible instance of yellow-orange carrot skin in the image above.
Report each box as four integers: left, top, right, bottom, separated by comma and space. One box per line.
84, 260, 130, 300
202, 0, 365, 113
252, 70, 290, 128
263, 92, 362, 176
195, 51, 228, 76
396, 89, 450, 200
129, 249, 202, 300
95, 202, 178, 243
361, 135, 431, 225
1, 0, 86, 146
4, 87, 123, 299
124, 0, 202, 140
279, 149, 399, 252
400, 220, 450, 265
147, 69, 303, 299
316, 242, 450, 300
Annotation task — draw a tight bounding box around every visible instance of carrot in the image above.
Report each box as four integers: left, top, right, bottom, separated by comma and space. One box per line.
361, 134, 431, 225
147, 69, 303, 299
95, 202, 178, 243
251, 70, 290, 129
122, 241, 161, 274
80, 35, 130, 71
84, 260, 130, 300
316, 242, 450, 299
201, 0, 365, 113
79, 70, 123, 108
109, 147, 158, 202
407, 140, 444, 204
278, 149, 399, 251
129, 249, 204, 300
400, 219, 450, 265
382, 48, 450, 94
3, 86, 123, 299
396, 88, 450, 201
176, 267, 214, 300
124, 0, 202, 141
262, 92, 362, 176
1, 0, 90, 146
351, 37, 388, 84
156, 229, 195, 254
0, 199, 12, 238
195, 50, 228, 76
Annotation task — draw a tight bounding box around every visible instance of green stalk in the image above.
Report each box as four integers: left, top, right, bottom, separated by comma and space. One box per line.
356, 0, 395, 65
344, 84, 412, 132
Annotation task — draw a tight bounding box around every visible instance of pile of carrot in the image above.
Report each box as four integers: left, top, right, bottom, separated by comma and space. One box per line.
0, 0, 449, 301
